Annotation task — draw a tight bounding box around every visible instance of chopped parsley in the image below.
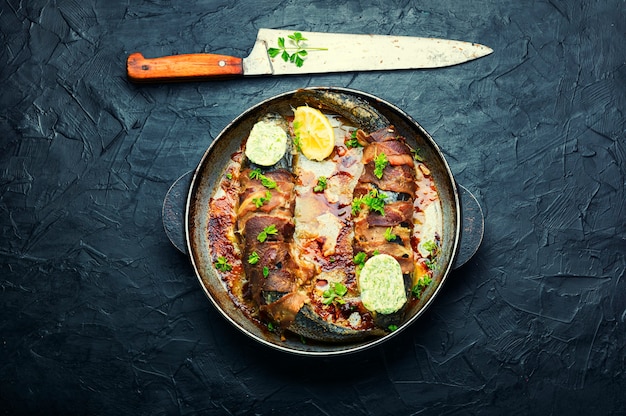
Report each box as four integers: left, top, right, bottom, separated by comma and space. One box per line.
249, 168, 277, 189
247, 251, 260, 265
322, 282, 348, 305
262, 266, 270, 278
215, 256, 232, 272
422, 240, 440, 270
412, 275, 433, 299
313, 176, 327, 193
365, 189, 387, 215
425, 258, 438, 270
293, 134, 302, 152
261, 177, 277, 189
353, 252, 367, 267
373, 152, 389, 179
422, 240, 438, 253
384, 227, 397, 242
345, 130, 362, 148
411, 147, 425, 162
257, 224, 278, 242
252, 190, 272, 208
351, 196, 363, 215
353, 189, 388, 216
353, 251, 368, 272
248, 168, 263, 180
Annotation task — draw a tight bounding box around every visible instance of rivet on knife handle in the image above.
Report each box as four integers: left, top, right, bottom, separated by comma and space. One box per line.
126, 52, 243, 82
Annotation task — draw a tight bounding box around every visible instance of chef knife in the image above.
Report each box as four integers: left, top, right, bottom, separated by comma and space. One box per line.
127, 28, 492, 82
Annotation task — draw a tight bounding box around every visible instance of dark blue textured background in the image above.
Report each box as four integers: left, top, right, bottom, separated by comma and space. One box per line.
1, 0, 625, 414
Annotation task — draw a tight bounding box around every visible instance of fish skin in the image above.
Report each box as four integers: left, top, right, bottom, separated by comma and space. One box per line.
352, 126, 417, 323
284, 90, 395, 342
289, 304, 386, 343
294, 88, 389, 133
237, 94, 407, 343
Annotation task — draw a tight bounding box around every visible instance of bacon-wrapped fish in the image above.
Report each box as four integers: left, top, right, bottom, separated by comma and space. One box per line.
207, 89, 442, 343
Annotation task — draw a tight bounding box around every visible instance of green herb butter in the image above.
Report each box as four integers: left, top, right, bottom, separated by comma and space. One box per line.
359, 254, 407, 315
245, 120, 288, 166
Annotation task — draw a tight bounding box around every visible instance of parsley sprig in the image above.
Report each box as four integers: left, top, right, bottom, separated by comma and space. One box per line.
267, 32, 328, 67
384, 227, 397, 242
257, 224, 278, 242
215, 256, 232, 272
345, 130, 362, 148
411, 147, 424, 162
353, 252, 367, 267
373, 152, 389, 179
412, 275, 433, 299
252, 190, 272, 208
422, 240, 440, 270
293, 135, 302, 152
313, 176, 327, 193
248, 251, 260, 265
322, 282, 348, 305
422, 240, 438, 253
352, 189, 388, 216
249, 168, 277, 189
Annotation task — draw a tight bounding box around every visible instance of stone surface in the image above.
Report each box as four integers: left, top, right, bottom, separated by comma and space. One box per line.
1, 0, 625, 414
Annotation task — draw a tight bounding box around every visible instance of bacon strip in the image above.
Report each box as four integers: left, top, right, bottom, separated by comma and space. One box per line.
362, 141, 414, 166
238, 169, 295, 223
237, 168, 301, 327
353, 126, 416, 275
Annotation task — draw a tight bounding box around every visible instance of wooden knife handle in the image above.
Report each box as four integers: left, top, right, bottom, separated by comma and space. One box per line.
126, 52, 243, 82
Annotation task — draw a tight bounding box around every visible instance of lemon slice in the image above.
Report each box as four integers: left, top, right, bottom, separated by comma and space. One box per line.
293, 106, 335, 161
359, 254, 407, 315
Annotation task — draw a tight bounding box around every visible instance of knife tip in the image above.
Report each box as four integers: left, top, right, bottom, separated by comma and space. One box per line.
471, 43, 493, 60
480, 44, 494, 55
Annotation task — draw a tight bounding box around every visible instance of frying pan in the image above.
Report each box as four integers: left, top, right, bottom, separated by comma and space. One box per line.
163, 87, 483, 356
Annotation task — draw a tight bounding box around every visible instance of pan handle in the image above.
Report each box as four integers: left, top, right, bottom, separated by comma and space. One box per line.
162, 171, 194, 254
452, 185, 484, 269
162, 172, 484, 267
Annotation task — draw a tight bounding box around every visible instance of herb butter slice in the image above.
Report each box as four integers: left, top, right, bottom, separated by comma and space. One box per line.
359, 254, 407, 315
245, 119, 288, 166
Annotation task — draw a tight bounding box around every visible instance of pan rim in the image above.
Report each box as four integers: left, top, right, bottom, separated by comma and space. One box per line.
185, 86, 461, 357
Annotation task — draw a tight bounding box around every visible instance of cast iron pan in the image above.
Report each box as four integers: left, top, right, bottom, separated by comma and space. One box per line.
163, 87, 483, 356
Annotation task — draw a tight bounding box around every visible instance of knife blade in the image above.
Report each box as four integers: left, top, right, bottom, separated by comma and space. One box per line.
127, 28, 493, 82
